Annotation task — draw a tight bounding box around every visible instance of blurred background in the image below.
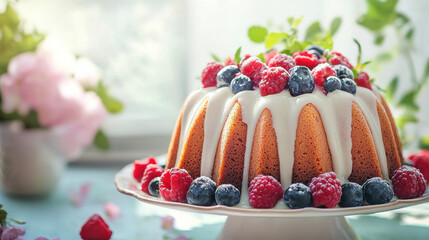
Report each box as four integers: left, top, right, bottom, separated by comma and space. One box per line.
11, 0, 429, 162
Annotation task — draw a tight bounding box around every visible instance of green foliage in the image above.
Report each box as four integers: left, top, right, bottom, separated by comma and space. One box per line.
0, 3, 44, 76
247, 16, 342, 56
358, 0, 429, 148
419, 135, 429, 150
210, 53, 221, 62
91, 81, 123, 114
0, 205, 25, 228
94, 129, 110, 150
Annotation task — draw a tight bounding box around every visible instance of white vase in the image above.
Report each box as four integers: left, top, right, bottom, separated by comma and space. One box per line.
0, 122, 65, 196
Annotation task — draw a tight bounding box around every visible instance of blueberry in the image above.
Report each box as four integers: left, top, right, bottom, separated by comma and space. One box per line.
332, 65, 354, 79
149, 177, 161, 197
217, 65, 240, 87
362, 177, 394, 205
339, 182, 364, 207
288, 66, 315, 96
186, 176, 216, 206
305, 45, 325, 58
230, 75, 254, 94
324, 76, 342, 93
283, 183, 312, 209
340, 78, 357, 94
215, 184, 241, 206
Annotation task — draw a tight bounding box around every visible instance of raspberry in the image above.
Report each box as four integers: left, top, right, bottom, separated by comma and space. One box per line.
309, 172, 342, 208
329, 51, 354, 69
264, 50, 278, 65
224, 57, 238, 67
240, 54, 252, 65
201, 62, 224, 87
240, 57, 268, 86
133, 157, 157, 182
268, 54, 296, 72
259, 67, 289, 96
354, 72, 372, 90
80, 214, 112, 240
408, 150, 429, 183
141, 164, 165, 194
248, 175, 283, 208
292, 51, 319, 70
392, 166, 427, 199
159, 168, 193, 203
311, 63, 337, 86
318, 57, 327, 64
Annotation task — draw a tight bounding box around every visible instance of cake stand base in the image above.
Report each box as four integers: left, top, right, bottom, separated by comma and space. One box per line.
217, 216, 357, 240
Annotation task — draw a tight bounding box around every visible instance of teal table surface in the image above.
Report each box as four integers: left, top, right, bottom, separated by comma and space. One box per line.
1, 164, 429, 240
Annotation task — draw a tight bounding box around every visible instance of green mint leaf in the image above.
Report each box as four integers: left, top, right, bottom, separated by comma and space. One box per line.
405, 28, 414, 41
419, 135, 429, 150
293, 16, 303, 28
248, 26, 268, 43
385, 76, 398, 103
93, 129, 110, 150
357, 0, 398, 32
287, 17, 294, 26
211, 54, 221, 62
398, 90, 419, 111
351, 68, 359, 78
329, 17, 342, 36
353, 39, 362, 65
234, 47, 242, 65
304, 21, 322, 42
256, 53, 265, 63
265, 32, 288, 50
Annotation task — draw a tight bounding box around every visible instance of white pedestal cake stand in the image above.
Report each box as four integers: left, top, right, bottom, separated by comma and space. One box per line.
115, 163, 429, 240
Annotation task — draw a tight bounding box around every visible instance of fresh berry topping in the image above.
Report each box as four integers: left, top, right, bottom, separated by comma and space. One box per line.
141, 164, 165, 194
283, 183, 312, 209
149, 177, 161, 197
240, 57, 268, 86
340, 78, 357, 94
324, 76, 342, 93
408, 150, 429, 183
215, 184, 241, 206
159, 168, 193, 203
354, 72, 372, 90
318, 58, 327, 64
292, 51, 319, 70
248, 175, 283, 208
339, 182, 364, 207
240, 54, 252, 66
264, 50, 279, 64
268, 54, 296, 72
224, 57, 238, 67
133, 157, 157, 182
392, 166, 427, 199
230, 75, 254, 94
259, 67, 289, 96
332, 64, 354, 79
201, 62, 224, 88
305, 45, 325, 59
217, 65, 241, 87
329, 51, 353, 69
362, 177, 394, 205
309, 172, 342, 208
186, 176, 216, 206
80, 214, 112, 240
311, 63, 337, 86
288, 66, 315, 96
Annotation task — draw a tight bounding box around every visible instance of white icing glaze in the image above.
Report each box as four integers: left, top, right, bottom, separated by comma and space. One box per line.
172, 86, 389, 204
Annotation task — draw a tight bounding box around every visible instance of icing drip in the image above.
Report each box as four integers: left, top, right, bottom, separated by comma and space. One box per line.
174, 86, 388, 204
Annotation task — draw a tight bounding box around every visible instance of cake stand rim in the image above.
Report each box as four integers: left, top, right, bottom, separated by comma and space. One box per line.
115, 162, 429, 218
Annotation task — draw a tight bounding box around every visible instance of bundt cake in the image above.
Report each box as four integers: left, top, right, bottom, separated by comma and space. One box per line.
165, 48, 403, 205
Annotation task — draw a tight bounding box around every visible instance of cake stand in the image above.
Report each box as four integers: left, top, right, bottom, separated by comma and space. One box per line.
115, 159, 429, 240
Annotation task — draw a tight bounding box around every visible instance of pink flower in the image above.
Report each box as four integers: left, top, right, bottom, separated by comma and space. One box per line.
161, 216, 174, 229
0, 39, 107, 159
104, 202, 121, 219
